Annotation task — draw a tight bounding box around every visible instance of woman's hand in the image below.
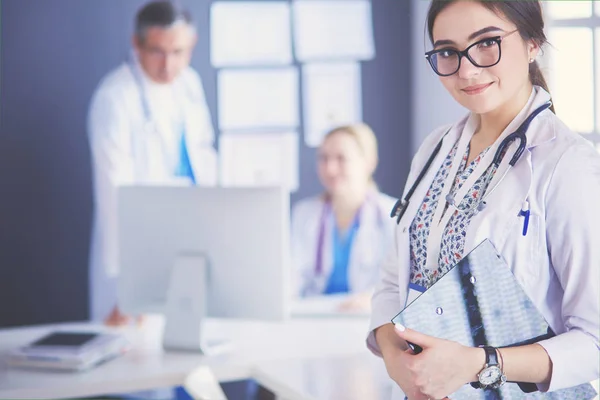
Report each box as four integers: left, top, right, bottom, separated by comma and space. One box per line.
375, 324, 430, 399
104, 305, 145, 327
393, 323, 484, 399
384, 346, 431, 400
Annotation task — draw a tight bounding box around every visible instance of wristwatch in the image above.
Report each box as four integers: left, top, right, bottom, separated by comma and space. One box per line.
474, 346, 507, 389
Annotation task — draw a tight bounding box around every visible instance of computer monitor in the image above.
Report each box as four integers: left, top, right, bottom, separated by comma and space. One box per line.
117, 186, 291, 352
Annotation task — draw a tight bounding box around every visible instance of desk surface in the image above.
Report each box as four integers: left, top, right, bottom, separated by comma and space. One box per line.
0, 314, 382, 399
2, 317, 596, 400
252, 352, 392, 400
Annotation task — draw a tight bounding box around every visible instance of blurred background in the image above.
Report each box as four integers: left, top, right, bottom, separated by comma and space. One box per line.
0, 0, 597, 327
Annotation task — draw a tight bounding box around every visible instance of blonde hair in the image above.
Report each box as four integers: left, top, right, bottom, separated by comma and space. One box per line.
322, 122, 379, 186
324, 122, 379, 168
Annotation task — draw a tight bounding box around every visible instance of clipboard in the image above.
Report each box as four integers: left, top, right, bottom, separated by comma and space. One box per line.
392, 239, 596, 399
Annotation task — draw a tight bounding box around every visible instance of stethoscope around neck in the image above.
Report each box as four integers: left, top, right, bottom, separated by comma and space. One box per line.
128, 56, 192, 176
390, 101, 552, 225
128, 56, 192, 129
128, 57, 156, 127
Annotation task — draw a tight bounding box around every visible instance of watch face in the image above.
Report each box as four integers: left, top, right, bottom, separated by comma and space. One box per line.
479, 366, 502, 385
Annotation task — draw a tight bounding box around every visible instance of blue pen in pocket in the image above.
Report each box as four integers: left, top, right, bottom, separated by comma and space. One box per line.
519, 200, 530, 236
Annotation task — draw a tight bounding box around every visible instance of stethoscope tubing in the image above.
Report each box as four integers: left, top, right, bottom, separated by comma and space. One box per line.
391, 101, 552, 225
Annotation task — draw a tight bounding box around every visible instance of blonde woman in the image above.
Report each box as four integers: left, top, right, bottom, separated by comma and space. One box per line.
291, 123, 397, 311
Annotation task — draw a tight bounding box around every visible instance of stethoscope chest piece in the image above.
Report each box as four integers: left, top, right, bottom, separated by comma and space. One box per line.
391, 199, 409, 225
473, 201, 487, 215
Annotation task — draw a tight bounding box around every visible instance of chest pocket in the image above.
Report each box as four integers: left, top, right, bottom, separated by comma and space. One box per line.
509, 212, 543, 279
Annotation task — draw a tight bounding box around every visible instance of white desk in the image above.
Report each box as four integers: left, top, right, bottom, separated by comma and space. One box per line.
252, 352, 392, 400
0, 314, 386, 399
1, 317, 597, 400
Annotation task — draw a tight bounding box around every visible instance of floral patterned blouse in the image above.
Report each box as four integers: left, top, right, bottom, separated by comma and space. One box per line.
409, 138, 498, 289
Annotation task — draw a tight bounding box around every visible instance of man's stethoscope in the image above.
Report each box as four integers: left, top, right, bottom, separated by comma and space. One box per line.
129, 58, 164, 134
127, 58, 175, 167
128, 56, 196, 180
390, 101, 553, 225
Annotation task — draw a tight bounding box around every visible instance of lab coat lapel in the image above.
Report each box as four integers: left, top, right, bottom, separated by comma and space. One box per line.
396, 122, 464, 230
466, 149, 532, 257
393, 122, 463, 300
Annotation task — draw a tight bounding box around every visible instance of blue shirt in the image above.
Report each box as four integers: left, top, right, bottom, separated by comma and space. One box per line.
174, 129, 195, 184
324, 219, 360, 294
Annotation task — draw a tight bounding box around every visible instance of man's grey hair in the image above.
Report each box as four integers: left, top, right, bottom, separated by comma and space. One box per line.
135, 1, 196, 42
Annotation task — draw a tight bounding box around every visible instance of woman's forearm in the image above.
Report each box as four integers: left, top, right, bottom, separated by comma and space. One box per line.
499, 344, 552, 384
378, 324, 553, 388
375, 323, 408, 357
464, 343, 552, 385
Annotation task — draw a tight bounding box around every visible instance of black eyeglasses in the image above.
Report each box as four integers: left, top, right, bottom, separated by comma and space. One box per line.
425, 30, 518, 77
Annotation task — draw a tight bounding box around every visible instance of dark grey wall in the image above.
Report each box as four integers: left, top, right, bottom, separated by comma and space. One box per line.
0, 0, 412, 327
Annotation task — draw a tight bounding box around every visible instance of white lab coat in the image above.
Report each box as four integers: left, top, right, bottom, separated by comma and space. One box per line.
291, 191, 398, 297
367, 87, 600, 398
87, 58, 217, 321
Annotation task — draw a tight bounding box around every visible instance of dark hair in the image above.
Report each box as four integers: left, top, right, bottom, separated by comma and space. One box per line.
135, 1, 194, 42
427, 0, 555, 113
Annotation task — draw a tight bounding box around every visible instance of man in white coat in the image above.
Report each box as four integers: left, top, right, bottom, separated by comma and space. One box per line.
87, 1, 217, 323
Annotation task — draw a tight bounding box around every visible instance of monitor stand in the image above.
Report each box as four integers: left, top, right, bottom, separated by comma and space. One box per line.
162, 252, 231, 354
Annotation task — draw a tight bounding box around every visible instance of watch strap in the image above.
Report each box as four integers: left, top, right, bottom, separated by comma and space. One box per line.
483, 346, 499, 366
471, 346, 500, 389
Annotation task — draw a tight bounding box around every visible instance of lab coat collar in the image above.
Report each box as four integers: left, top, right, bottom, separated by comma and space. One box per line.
128, 50, 147, 81
461, 85, 554, 152
128, 49, 174, 89
520, 85, 555, 149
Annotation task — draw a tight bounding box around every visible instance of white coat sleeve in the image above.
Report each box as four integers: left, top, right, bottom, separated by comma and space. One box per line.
88, 86, 135, 276
366, 128, 448, 357
366, 228, 403, 356
537, 142, 600, 392
185, 69, 218, 186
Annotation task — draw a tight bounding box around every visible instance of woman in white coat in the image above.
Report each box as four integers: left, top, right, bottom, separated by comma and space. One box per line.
291, 123, 397, 311
368, 1, 600, 399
